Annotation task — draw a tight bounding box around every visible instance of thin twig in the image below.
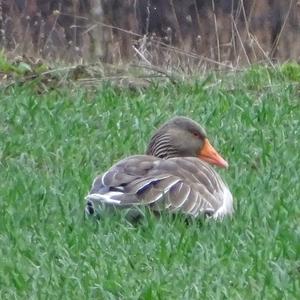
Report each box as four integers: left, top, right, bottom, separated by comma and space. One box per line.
231, 15, 251, 65
240, 0, 257, 61
270, 0, 294, 58
169, 0, 183, 46
132, 46, 152, 65
250, 34, 275, 68
211, 0, 221, 63
131, 64, 179, 85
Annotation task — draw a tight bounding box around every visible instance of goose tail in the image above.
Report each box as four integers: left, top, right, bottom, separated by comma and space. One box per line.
85, 192, 122, 215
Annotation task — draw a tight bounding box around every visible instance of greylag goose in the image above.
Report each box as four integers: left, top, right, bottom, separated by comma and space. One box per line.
85, 117, 233, 219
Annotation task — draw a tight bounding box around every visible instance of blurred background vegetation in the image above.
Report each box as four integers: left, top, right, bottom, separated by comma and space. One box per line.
0, 0, 299, 69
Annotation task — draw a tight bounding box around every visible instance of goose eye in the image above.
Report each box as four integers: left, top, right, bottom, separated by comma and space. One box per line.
192, 132, 201, 138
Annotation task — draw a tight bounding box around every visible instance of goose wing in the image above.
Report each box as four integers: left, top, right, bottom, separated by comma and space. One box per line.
86, 155, 232, 218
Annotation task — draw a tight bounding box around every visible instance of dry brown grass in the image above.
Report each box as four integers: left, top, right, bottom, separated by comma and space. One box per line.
0, 0, 299, 72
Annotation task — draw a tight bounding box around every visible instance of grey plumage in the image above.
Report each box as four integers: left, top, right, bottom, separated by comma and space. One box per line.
85, 117, 233, 219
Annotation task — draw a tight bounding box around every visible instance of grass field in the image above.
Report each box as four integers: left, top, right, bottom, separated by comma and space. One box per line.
0, 65, 299, 299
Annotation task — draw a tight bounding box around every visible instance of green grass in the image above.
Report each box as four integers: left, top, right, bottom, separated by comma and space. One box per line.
0, 66, 299, 299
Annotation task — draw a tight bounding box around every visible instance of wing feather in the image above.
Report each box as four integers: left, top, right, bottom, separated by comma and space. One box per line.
85, 155, 233, 218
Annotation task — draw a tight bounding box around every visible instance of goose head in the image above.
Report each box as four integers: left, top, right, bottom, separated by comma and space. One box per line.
146, 116, 228, 168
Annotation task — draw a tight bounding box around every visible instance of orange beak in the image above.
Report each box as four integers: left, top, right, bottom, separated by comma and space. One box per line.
198, 138, 228, 168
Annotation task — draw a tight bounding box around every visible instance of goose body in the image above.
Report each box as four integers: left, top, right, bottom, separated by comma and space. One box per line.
85, 117, 233, 219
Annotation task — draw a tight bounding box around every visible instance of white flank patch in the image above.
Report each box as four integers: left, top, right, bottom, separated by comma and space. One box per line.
85, 192, 122, 205
213, 186, 233, 219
